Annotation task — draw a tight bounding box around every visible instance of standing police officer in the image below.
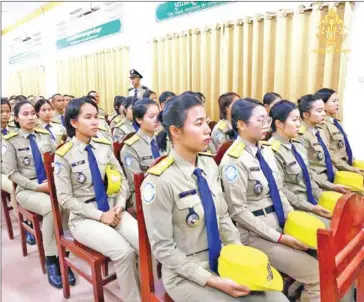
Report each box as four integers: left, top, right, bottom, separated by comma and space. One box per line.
127, 69, 149, 99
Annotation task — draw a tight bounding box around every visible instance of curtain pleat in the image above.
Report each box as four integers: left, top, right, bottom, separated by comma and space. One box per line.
7, 66, 46, 97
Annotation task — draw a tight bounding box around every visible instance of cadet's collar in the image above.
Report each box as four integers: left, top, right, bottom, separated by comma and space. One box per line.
302, 121, 316, 135
137, 129, 155, 143
170, 148, 207, 179
237, 136, 258, 157
19, 128, 35, 138
272, 132, 292, 149
72, 136, 95, 153
326, 116, 335, 123
125, 118, 133, 126
39, 120, 51, 128
225, 119, 232, 130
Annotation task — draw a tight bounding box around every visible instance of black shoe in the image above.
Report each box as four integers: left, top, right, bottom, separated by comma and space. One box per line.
68, 268, 76, 286
46, 261, 63, 289
25, 231, 36, 245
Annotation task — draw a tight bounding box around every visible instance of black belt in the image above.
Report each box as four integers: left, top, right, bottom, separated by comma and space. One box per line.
186, 248, 209, 257
252, 205, 275, 217
85, 198, 96, 204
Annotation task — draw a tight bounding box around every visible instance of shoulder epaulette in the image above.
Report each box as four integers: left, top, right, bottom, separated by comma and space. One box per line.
8, 120, 15, 127
99, 115, 105, 120
270, 139, 281, 152
147, 156, 174, 176
55, 142, 73, 157
198, 151, 214, 157
98, 125, 108, 132
51, 118, 61, 124
142, 85, 148, 90
298, 125, 307, 134
115, 119, 124, 128
228, 142, 245, 158
124, 135, 139, 146
3, 132, 18, 140
92, 137, 111, 145
128, 87, 133, 92
217, 120, 228, 132
34, 128, 49, 135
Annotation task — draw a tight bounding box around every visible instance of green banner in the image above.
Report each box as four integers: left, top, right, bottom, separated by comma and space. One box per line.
56, 19, 122, 50
156, 1, 229, 22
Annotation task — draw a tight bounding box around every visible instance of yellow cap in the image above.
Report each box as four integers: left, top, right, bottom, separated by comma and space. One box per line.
353, 160, 364, 170
283, 211, 326, 250
104, 164, 122, 196
218, 245, 283, 291
318, 191, 343, 214
334, 171, 364, 192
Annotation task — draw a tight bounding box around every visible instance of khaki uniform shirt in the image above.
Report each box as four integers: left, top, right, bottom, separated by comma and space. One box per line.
211, 119, 233, 151
295, 122, 337, 190
112, 118, 136, 143
98, 106, 107, 118
51, 111, 65, 125
142, 148, 241, 287
37, 120, 66, 146
268, 133, 322, 212
110, 114, 124, 130
219, 136, 293, 244
54, 136, 129, 224
2, 128, 55, 193
127, 85, 149, 99
321, 116, 357, 173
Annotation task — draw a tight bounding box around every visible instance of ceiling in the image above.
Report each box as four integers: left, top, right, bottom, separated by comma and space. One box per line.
1, 2, 46, 30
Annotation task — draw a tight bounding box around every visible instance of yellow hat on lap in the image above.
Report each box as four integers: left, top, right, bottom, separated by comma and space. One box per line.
353, 160, 364, 170
318, 191, 343, 214
334, 171, 364, 192
104, 164, 122, 196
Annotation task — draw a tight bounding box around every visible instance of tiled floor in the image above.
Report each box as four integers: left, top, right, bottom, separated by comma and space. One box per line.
1, 211, 123, 302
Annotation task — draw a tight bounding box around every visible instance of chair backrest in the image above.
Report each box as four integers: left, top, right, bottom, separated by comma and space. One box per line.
135, 155, 168, 301
44, 152, 65, 242
213, 140, 233, 165
113, 142, 123, 165
317, 192, 364, 302
208, 121, 217, 132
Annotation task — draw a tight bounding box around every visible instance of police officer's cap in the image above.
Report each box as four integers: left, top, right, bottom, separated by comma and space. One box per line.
130, 69, 143, 79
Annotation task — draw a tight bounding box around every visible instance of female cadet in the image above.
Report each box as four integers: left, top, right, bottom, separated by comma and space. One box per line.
53, 97, 140, 302
35, 98, 66, 146
109, 96, 126, 129
120, 98, 163, 207
315, 88, 364, 176
141, 94, 287, 302
211, 92, 240, 151
262, 92, 282, 113
295, 94, 349, 193
219, 98, 321, 302
142, 90, 157, 101
112, 96, 139, 143
2, 100, 75, 289
268, 100, 331, 227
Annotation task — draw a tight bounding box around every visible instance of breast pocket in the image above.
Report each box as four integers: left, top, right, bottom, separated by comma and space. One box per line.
174, 195, 204, 229
247, 170, 268, 198
17, 150, 33, 167
331, 131, 345, 150
71, 166, 90, 188
285, 161, 302, 185
311, 143, 324, 163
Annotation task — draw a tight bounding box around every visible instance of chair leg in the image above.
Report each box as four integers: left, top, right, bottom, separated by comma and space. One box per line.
91, 262, 104, 302
59, 246, 70, 299
102, 262, 108, 278
33, 219, 46, 274
18, 212, 27, 257
1, 195, 14, 240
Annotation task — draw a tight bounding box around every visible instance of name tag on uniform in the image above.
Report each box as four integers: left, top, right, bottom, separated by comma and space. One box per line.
313, 143, 320, 146
286, 161, 297, 167
249, 167, 261, 172
179, 189, 197, 199
332, 131, 341, 135
142, 156, 153, 161
18, 147, 30, 151
71, 160, 86, 167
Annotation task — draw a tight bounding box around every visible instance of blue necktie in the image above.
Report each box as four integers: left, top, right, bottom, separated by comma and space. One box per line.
315, 131, 334, 182
28, 134, 47, 184
333, 119, 353, 165
193, 168, 221, 274
132, 121, 140, 132
44, 124, 56, 140
85, 145, 110, 212
134, 88, 138, 98
291, 144, 317, 205
151, 139, 160, 159
256, 148, 286, 228
61, 115, 65, 127
2, 128, 8, 135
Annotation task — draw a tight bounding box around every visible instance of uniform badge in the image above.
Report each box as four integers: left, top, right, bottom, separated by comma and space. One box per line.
338, 141, 344, 148
54, 162, 62, 175
296, 175, 301, 184
186, 208, 200, 227
317, 152, 323, 160
23, 157, 31, 166
124, 155, 134, 167
77, 172, 87, 184
2, 145, 7, 156
224, 165, 238, 183
254, 181, 263, 195
142, 182, 156, 205
215, 131, 224, 144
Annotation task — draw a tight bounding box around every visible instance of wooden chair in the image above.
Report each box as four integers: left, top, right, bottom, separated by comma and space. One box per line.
44, 152, 116, 301
113, 132, 136, 165
213, 141, 233, 165
208, 121, 217, 132
1, 190, 14, 240
134, 155, 173, 302
13, 183, 46, 274
317, 192, 364, 302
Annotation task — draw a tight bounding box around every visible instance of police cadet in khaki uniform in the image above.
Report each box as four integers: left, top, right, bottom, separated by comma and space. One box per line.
220, 99, 321, 302
109, 96, 126, 128
121, 99, 163, 207
127, 69, 149, 99
87, 90, 107, 117
295, 94, 349, 194
211, 92, 240, 151
51, 93, 67, 127
54, 97, 140, 301
2, 100, 75, 288
316, 88, 364, 176
112, 97, 139, 143
142, 94, 287, 302
35, 98, 66, 147
268, 100, 331, 228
